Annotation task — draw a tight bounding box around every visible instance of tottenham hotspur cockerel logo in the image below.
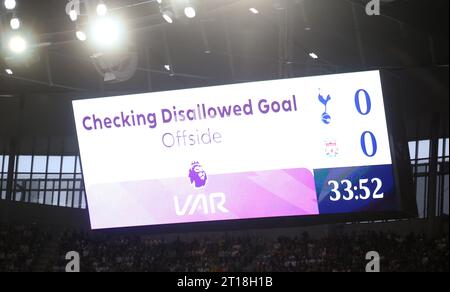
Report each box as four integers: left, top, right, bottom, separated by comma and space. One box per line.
318, 91, 332, 125
189, 161, 208, 189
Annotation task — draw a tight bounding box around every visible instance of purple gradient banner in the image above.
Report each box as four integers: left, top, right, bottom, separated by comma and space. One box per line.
87, 168, 319, 229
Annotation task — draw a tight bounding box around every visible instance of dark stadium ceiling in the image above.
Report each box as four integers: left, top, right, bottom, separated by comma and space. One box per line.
0, 0, 448, 102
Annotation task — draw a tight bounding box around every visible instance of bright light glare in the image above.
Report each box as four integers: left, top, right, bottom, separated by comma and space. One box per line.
96, 3, 108, 16
69, 9, 78, 21
10, 17, 20, 30
91, 17, 123, 48
4, 0, 16, 10
309, 52, 319, 59
249, 8, 259, 14
5, 69, 13, 75
184, 6, 196, 18
8, 36, 27, 54
162, 11, 174, 24
76, 30, 87, 41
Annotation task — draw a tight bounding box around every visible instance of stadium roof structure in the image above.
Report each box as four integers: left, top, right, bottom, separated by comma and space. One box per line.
0, 0, 448, 142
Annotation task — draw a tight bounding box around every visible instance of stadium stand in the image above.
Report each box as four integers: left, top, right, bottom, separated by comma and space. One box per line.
0, 0, 448, 274
0, 222, 448, 272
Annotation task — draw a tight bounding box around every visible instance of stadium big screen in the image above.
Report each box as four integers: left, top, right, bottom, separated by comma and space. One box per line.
73, 70, 402, 230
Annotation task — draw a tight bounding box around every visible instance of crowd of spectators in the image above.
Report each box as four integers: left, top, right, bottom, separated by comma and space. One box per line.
251, 232, 449, 272
50, 229, 449, 272
51, 231, 265, 272
0, 224, 49, 272
0, 223, 448, 272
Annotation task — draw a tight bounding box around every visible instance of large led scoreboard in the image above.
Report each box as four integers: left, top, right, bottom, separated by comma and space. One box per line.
73, 70, 411, 230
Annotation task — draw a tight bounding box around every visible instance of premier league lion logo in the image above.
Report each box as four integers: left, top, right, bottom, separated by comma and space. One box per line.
189, 161, 208, 189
